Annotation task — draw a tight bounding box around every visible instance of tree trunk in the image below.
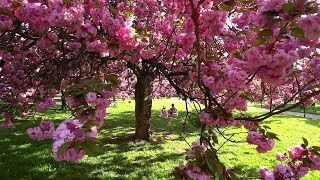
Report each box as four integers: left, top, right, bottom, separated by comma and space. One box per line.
61, 90, 66, 110
134, 74, 154, 140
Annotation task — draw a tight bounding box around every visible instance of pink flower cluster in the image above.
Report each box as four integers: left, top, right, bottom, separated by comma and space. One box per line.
83, 91, 111, 125
307, 57, 320, 78
52, 119, 96, 162
200, 112, 237, 128
232, 12, 254, 28
298, 14, 320, 41
27, 121, 55, 141
173, 141, 210, 179
287, 145, 320, 171
36, 98, 56, 112
0, 14, 13, 32
173, 161, 210, 180
35, 88, 57, 112
0, 112, 14, 128
186, 165, 210, 180
14, 3, 50, 32
258, 0, 286, 12
86, 40, 108, 56
259, 165, 294, 180
199, 10, 227, 38
247, 131, 275, 153
186, 141, 207, 158
244, 47, 299, 85
201, 61, 248, 94
260, 144, 320, 179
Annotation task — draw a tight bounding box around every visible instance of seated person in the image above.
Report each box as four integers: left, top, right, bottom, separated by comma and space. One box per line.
159, 106, 169, 118
168, 104, 178, 117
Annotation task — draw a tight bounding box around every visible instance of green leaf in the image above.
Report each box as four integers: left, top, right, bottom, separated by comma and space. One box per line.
73, 141, 82, 152
264, 17, 281, 27
310, 146, 320, 151
302, 158, 312, 168
83, 120, 97, 128
282, 2, 293, 12
263, 125, 271, 130
266, 132, 281, 141
302, 137, 308, 147
105, 74, 119, 87
205, 149, 218, 173
224, 0, 236, 6
205, 149, 217, 158
253, 38, 266, 46
109, 5, 118, 17
262, 10, 279, 17
307, 7, 319, 14
310, 146, 320, 157
220, 3, 230, 11
57, 142, 71, 157
212, 132, 219, 144
258, 29, 273, 39
0, 7, 14, 17
75, 128, 91, 137
81, 137, 103, 157
239, 92, 254, 101
63, 0, 74, 4
291, 27, 305, 39
188, 114, 202, 128
194, 149, 203, 165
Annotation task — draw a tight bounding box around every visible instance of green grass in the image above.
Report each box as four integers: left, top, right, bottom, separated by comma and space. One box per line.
289, 103, 320, 115
0, 99, 320, 179
250, 102, 320, 115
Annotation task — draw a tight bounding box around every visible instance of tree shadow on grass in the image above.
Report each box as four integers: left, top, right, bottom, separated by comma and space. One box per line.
104, 110, 197, 137
0, 108, 196, 179
0, 127, 180, 179
229, 164, 260, 180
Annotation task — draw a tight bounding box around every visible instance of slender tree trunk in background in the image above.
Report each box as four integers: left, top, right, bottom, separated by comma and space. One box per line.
61, 90, 66, 110
134, 74, 154, 140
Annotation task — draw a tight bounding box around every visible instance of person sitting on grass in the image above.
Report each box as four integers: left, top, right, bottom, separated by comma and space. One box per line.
159, 106, 168, 118
168, 103, 178, 117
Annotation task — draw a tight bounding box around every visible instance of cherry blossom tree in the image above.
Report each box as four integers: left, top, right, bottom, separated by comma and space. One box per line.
1, 0, 320, 179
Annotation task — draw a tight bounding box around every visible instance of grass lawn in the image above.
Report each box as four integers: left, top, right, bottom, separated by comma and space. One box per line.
250, 102, 320, 115
289, 103, 320, 115
0, 98, 320, 179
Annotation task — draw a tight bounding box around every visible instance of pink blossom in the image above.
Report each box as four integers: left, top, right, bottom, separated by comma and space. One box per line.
288, 145, 304, 160
186, 166, 210, 180
247, 131, 275, 153
273, 165, 293, 179
86, 92, 97, 104
178, 161, 186, 171
276, 153, 287, 162
294, 163, 309, 178
259, 167, 274, 180
309, 155, 320, 170
27, 121, 55, 141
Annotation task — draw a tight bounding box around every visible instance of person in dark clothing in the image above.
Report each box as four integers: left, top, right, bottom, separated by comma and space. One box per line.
168, 103, 178, 117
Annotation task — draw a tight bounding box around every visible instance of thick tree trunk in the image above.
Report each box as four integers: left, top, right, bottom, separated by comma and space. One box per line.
134, 75, 154, 140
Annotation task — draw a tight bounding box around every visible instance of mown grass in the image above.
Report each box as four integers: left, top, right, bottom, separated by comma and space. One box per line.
250, 102, 320, 115
0, 98, 319, 179
289, 103, 320, 115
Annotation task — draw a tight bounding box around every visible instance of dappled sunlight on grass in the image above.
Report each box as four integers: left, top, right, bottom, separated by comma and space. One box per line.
0, 98, 319, 179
